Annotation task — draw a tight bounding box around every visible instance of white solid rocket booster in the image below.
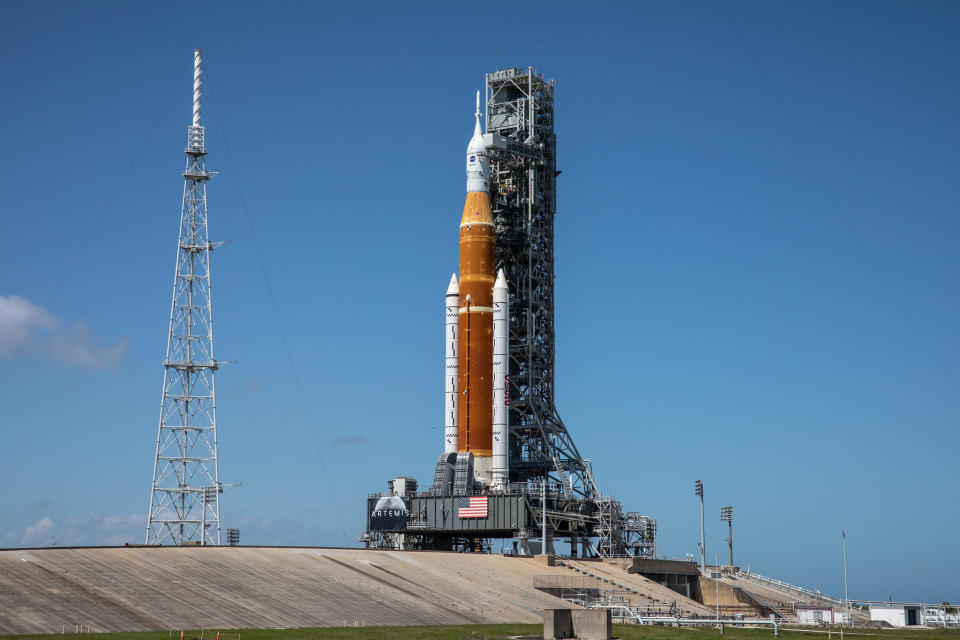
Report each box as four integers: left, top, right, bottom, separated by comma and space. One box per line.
492, 268, 509, 488
444, 274, 459, 454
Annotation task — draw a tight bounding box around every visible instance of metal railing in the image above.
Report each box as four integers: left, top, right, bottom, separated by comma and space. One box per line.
601, 605, 780, 636
550, 560, 688, 615
368, 482, 568, 500
736, 570, 846, 608
921, 608, 960, 627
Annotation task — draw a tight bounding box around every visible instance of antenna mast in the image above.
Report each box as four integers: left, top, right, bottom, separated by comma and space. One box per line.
146, 49, 225, 545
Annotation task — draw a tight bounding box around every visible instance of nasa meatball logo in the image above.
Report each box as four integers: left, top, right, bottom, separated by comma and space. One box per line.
469, 155, 476, 163
369, 495, 411, 530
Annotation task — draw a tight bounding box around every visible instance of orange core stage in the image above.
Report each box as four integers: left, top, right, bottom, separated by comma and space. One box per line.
457, 190, 495, 457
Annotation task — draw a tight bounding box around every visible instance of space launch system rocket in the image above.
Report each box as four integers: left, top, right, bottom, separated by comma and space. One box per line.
437, 92, 509, 492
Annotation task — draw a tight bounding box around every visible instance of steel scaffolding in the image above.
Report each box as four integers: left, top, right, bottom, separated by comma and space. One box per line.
484, 67, 599, 502
623, 513, 658, 559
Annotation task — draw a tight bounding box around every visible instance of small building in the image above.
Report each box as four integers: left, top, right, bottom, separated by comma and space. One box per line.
795, 605, 850, 625
870, 604, 922, 627
794, 605, 846, 624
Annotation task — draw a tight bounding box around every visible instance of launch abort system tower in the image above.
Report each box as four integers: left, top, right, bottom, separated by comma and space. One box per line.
364, 68, 655, 557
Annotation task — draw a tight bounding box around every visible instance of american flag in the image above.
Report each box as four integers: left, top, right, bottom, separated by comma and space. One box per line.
457, 496, 488, 518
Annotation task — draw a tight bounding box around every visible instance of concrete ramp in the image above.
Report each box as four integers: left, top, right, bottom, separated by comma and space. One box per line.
555, 559, 715, 616
0, 547, 577, 635
712, 572, 870, 624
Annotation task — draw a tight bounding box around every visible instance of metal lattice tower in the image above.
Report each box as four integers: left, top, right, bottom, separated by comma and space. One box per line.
146, 49, 224, 545
622, 513, 658, 558
485, 68, 598, 500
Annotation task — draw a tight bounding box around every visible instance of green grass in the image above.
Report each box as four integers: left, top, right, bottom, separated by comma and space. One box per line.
6, 625, 960, 640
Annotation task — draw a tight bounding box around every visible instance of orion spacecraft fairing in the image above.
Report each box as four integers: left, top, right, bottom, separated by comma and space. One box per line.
436, 92, 510, 492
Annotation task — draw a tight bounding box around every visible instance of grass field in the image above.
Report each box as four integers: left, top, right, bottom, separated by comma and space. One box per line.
6, 625, 960, 640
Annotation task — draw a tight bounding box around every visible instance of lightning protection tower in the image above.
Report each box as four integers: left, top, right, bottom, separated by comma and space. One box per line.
146, 49, 225, 545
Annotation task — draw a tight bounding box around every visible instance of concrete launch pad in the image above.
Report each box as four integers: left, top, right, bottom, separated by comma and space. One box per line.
0, 546, 709, 635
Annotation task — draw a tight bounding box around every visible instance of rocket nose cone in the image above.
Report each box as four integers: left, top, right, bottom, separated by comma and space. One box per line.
447, 273, 460, 295
494, 269, 507, 290
468, 91, 484, 151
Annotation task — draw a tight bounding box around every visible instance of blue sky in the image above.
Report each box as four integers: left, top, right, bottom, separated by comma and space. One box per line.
1, 0, 958, 603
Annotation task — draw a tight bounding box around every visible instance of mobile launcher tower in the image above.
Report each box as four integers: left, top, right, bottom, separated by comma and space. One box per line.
364, 68, 656, 557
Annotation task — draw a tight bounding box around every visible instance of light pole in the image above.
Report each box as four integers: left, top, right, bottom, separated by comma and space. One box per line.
842, 530, 850, 626
695, 480, 705, 574
542, 480, 547, 554
721, 506, 733, 567
716, 551, 722, 632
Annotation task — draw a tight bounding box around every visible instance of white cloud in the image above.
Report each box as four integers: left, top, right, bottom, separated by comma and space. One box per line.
11, 513, 143, 547
331, 434, 369, 447
9, 511, 341, 548
0, 296, 57, 352
241, 377, 264, 394
0, 295, 128, 369
59, 513, 143, 546
20, 517, 54, 546
227, 510, 341, 546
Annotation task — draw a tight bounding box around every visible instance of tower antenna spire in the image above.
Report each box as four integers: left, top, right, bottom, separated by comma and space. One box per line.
146, 49, 227, 546
193, 49, 202, 127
